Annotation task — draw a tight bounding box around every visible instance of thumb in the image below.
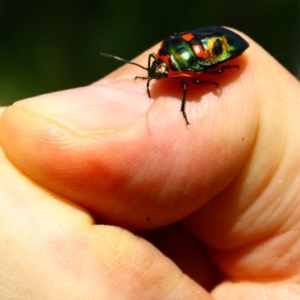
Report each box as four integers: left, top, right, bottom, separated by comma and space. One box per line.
0, 32, 254, 230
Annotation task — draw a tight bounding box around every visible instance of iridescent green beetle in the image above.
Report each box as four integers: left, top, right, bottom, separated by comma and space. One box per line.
101, 25, 249, 125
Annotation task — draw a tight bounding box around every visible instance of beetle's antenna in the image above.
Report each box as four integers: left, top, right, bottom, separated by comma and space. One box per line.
100, 52, 148, 71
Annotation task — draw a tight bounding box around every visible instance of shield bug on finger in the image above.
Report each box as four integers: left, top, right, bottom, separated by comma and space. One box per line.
100, 25, 249, 125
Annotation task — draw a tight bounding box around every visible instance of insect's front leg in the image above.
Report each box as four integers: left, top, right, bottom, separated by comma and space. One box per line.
134, 77, 153, 99
134, 76, 149, 80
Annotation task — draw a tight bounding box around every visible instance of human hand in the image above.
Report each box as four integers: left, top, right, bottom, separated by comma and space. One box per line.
1, 29, 300, 299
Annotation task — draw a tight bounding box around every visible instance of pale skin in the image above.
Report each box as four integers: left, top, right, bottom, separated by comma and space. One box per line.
0, 30, 300, 299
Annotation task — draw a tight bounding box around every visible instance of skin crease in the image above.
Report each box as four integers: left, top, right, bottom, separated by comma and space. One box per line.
0, 29, 300, 299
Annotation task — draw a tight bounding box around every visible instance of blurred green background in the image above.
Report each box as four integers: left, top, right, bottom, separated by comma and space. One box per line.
0, 0, 299, 105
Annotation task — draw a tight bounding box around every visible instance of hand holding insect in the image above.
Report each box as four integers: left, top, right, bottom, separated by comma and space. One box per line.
2, 28, 300, 299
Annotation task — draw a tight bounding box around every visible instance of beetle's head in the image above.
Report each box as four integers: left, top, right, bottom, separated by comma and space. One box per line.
148, 59, 169, 79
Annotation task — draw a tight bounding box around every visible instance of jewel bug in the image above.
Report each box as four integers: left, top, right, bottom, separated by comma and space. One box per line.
100, 25, 249, 125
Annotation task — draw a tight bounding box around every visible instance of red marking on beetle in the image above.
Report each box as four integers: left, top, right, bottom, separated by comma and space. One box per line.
192, 44, 208, 59
181, 33, 194, 42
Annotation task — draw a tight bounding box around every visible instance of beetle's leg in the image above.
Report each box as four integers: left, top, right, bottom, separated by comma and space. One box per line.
206, 65, 239, 75
134, 76, 152, 99
134, 53, 156, 99
135, 76, 148, 80
180, 81, 190, 126
192, 78, 219, 88
148, 53, 156, 69
146, 78, 153, 98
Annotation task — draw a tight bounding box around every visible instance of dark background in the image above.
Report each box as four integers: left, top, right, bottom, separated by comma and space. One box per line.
0, 0, 299, 105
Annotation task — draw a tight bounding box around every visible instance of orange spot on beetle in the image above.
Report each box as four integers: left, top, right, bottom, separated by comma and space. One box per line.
181, 33, 194, 42
192, 44, 208, 59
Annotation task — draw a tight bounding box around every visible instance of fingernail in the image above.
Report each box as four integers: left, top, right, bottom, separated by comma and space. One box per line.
13, 83, 151, 131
